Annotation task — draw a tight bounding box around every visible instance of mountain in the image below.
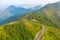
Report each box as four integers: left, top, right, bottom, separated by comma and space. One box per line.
0, 9, 13, 22
7, 5, 31, 15
38, 2, 60, 22
0, 1, 60, 40
29, 5, 41, 11
0, 5, 42, 25
0, 5, 32, 25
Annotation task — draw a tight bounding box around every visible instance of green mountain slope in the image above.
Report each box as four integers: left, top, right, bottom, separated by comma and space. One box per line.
0, 1, 60, 40
0, 20, 42, 40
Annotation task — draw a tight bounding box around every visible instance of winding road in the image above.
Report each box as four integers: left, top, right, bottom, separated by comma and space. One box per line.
34, 24, 45, 40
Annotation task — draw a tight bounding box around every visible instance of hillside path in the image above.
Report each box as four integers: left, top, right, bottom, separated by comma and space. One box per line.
34, 25, 45, 40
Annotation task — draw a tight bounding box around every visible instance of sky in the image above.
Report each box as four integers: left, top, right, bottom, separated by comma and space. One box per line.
0, 0, 60, 8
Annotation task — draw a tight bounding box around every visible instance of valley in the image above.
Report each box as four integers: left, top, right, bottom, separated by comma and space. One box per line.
0, 1, 60, 40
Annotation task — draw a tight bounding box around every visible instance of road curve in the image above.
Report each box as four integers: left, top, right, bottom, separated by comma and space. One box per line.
34, 24, 45, 40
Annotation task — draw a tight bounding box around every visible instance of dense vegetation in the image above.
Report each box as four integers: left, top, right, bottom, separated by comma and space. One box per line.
0, 20, 41, 40
20, 12, 60, 40
0, 1, 60, 40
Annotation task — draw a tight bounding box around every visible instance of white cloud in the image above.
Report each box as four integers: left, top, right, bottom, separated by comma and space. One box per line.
0, 0, 60, 8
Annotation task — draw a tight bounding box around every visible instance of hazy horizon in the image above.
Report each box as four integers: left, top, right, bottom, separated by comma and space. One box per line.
0, 0, 60, 9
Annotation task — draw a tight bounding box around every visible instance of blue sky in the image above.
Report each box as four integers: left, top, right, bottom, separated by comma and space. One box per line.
0, 0, 60, 8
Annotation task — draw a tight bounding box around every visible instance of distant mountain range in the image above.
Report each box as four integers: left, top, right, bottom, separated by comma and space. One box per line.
0, 1, 60, 40
0, 5, 29, 24
1, 1, 60, 25
0, 5, 41, 25
29, 5, 41, 11
7, 5, 31, 15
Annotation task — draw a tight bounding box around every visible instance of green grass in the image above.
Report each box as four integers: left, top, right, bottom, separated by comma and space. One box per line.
0, 20, 42, 40
41, 25, 60, 40
0, 3, 60, 40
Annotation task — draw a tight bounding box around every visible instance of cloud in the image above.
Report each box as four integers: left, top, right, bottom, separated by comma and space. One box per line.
0, 0, 60, 8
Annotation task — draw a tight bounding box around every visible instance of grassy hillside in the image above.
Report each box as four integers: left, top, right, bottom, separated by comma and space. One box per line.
20, 12, 60, 40
0, 20, 41, 40
0, 11, 60, 40
0, 2, 60, 40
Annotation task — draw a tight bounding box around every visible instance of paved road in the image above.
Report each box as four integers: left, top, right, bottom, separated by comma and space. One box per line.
34, 24, 45, 40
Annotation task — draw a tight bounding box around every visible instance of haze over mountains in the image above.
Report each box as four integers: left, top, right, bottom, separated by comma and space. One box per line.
0, 5, 41, 25
0, 1, 60, 40
0, 1, 60, 25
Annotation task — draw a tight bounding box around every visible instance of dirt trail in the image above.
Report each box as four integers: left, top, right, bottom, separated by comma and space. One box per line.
34, 25, 45, 40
